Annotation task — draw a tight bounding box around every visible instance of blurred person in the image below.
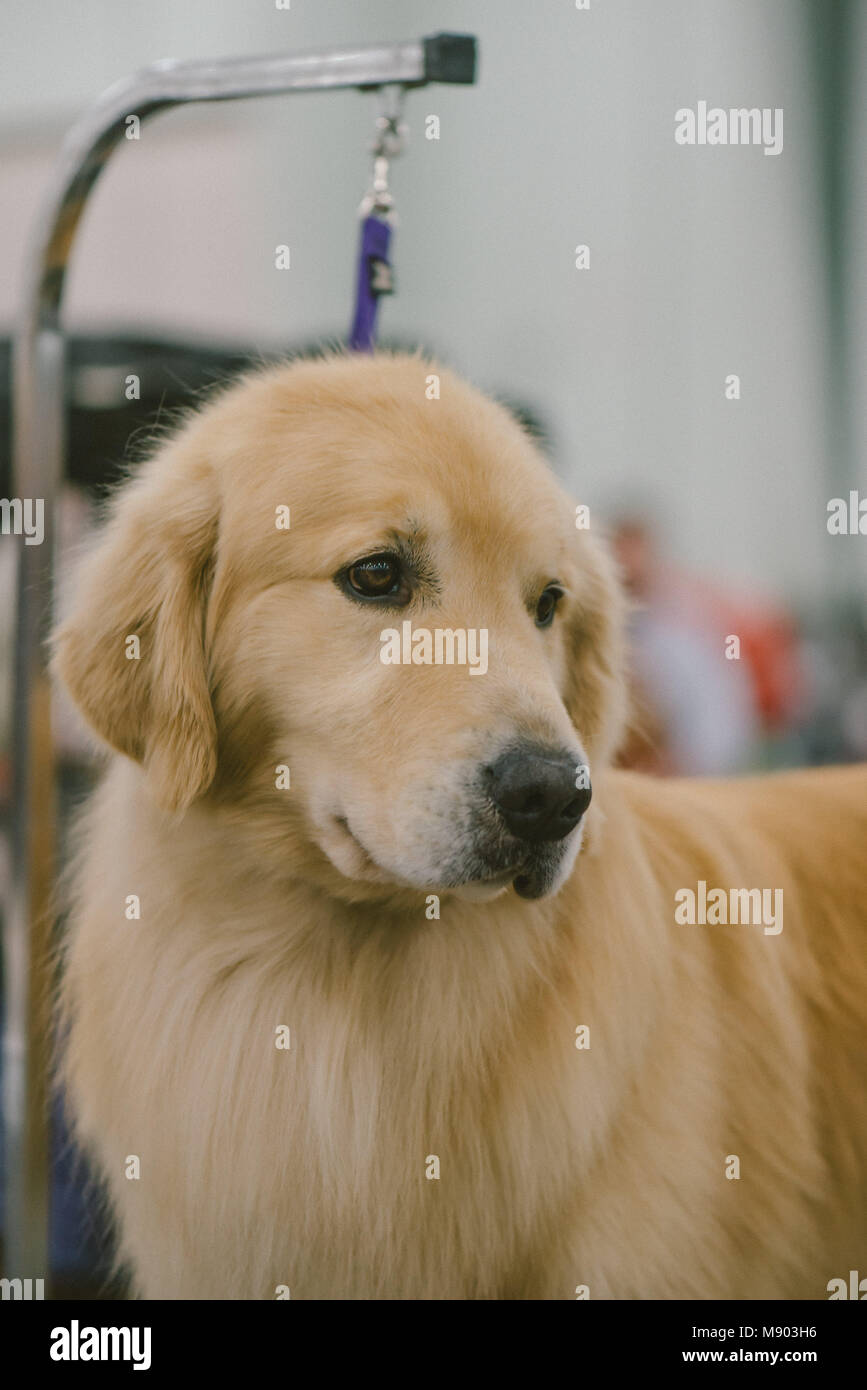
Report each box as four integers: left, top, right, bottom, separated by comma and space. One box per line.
612, 516, 803, 776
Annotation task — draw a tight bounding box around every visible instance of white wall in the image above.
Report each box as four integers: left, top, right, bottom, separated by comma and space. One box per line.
0, 0, 403, 343
0, 0, 859, 603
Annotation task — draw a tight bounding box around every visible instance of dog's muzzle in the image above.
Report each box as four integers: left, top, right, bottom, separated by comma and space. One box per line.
447, 740, 591, 900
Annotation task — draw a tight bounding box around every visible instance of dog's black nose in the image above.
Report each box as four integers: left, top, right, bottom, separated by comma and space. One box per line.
486, 746, 591, 843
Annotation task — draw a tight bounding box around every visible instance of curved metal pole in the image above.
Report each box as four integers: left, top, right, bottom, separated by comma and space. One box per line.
5, 33, 476, 1283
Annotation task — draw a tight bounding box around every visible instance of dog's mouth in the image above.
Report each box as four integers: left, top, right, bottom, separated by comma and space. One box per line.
321, 815, 523, 896
319, 814, 396, 885
449, 820, 583, 903
512, 863, 558, 900
448, 863, 524, 903
318, 811, 576, 903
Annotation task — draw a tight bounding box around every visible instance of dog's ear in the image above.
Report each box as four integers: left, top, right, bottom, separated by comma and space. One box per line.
563, 533, 629, 768
53, 445, 219, 813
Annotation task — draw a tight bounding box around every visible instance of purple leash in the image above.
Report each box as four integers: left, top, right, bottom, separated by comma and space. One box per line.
348, 94, 404, 354
349, 213, 394, 353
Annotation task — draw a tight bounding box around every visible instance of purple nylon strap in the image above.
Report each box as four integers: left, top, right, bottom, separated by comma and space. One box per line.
348, 213, 394, 352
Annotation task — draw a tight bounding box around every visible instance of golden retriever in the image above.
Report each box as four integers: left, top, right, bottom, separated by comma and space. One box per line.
53, 352, 867, 1299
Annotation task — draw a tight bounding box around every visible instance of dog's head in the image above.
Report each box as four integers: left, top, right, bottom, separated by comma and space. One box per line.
54, 354, 626, 903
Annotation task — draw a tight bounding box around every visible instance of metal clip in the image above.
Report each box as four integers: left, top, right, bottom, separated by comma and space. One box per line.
359, 86, 407, 221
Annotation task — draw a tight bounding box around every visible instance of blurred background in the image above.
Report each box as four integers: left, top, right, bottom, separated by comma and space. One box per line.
1, 0, 865, 1294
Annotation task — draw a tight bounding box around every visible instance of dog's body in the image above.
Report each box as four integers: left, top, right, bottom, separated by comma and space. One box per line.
54, 355, 867, 1299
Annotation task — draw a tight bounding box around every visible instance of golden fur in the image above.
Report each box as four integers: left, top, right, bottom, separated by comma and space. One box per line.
53, 353, 867, 1299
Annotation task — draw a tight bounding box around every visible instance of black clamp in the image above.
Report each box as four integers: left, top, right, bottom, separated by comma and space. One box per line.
422, 33, 478, 86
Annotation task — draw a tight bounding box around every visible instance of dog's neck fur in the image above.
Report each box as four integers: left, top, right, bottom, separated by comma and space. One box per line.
82, 758, 669, 1131
117, 760, 662, 1033
117, 758, 668, 1172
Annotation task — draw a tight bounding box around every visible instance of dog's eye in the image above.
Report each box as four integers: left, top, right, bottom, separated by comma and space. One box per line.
535, 585, 563, 629
343, 552, 408, 602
